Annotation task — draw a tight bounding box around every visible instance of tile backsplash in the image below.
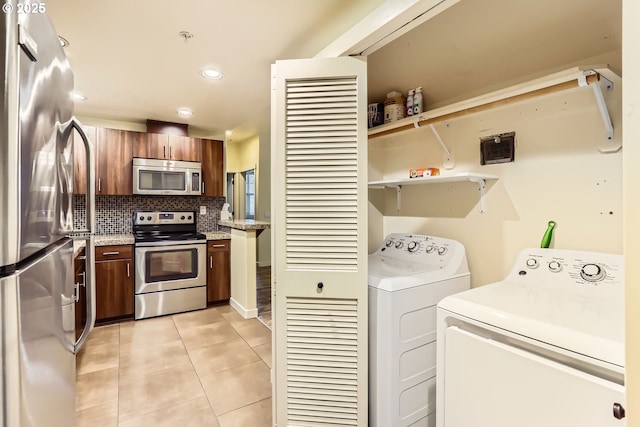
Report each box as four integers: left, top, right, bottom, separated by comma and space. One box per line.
74, 195, 227, 234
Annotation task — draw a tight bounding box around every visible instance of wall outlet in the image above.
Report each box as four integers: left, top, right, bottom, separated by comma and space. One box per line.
200, 206, 206, 215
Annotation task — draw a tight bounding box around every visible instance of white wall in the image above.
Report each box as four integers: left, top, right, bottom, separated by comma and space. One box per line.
368, 76, 622, 287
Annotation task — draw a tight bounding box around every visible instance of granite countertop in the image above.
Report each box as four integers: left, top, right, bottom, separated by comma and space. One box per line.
71, 232, 230, 258
204, 232, 231, 240
218, 219, 271, 231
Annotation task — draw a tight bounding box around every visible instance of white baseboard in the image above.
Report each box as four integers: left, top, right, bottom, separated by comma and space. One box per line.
229, 297, 258, 319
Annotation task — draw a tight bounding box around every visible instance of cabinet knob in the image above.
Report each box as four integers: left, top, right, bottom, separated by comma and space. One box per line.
613, 402, 626, 420
317, 282, 324, 291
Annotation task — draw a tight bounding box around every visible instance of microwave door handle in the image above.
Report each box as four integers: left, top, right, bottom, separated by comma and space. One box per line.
70, 118, 96, 353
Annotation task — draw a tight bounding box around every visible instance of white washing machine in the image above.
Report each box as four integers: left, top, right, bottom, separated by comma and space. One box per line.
436, 248, 626, 427
369, 233, 470, 427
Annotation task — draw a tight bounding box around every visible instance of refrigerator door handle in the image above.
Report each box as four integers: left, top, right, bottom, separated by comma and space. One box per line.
71, 118, 97, 353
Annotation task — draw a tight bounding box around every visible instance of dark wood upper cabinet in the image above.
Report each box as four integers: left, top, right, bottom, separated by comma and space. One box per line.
201, 139, 224, 196
132, 133, 201, 162
96, 128, 135, 195
169, 135, 201, 162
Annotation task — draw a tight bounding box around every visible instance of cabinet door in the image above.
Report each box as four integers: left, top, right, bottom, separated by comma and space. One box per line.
73, 125, 96, 195
169, 135, 201, 161
96, 128, 135, 195
132, 132, 168, 159
207, 240, 230, 303
201, 139, 224, 196
95, 258, 134, 321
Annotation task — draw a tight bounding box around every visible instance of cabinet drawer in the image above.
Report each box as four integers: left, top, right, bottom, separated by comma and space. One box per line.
208, 240, 230, 252
95, 244, 133, 261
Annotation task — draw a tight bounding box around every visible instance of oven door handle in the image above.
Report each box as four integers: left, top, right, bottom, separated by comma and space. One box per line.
135, 239, 207, 247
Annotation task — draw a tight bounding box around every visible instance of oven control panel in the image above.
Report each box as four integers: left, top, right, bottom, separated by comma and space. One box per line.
134, 211, 196, 225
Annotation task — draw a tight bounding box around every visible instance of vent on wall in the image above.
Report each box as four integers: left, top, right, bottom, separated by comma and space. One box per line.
480, 132, 515, 165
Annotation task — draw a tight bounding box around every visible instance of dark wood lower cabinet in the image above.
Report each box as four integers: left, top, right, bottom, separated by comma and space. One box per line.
207, 240, 230, 303
95, 245, 134, 322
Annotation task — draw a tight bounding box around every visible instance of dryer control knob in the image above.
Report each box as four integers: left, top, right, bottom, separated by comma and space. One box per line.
438, 247, 448, 255
526, 258, 539, 269
548, 261, 562, 272
581, 264, 605, 282
425, 245, 435, 253
385, 240, 394, 247
395, 241, 404, 249
407, 241, 419, 252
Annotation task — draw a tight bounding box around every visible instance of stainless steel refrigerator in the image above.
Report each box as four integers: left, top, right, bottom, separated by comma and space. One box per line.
1, 6, 97, 427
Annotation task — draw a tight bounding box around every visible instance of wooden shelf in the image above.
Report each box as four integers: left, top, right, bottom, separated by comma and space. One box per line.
368, 66, 615, 141
369, 173, 498, 213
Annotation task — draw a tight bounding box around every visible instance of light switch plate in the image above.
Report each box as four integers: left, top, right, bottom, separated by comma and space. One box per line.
199, 206, 206, 215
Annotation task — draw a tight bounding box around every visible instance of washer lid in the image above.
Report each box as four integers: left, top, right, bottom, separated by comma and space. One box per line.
438, 280, 625, 368
368, 254, 469, 291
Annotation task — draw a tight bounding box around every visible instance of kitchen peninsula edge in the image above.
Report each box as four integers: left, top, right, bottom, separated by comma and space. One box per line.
217, 219, 270, 319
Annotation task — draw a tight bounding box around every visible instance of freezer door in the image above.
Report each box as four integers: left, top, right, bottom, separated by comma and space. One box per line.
442, 326, 626, 427
1, 239, 76, 427
0, 9, 74, 268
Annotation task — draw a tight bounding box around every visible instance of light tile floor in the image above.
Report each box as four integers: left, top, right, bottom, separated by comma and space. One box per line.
76, 305, 273, 427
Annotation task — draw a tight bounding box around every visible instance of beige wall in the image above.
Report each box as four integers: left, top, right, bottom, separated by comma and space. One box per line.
368, 72, 623, 287
623, 0, 639, 423
226, 125, 271, 267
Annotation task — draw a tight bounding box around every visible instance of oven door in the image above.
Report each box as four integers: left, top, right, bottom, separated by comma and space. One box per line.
135, 241, 206, 294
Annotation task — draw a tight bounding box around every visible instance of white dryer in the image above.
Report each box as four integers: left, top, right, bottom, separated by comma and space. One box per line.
436, 248, 626, 427
369, 233, 470, 427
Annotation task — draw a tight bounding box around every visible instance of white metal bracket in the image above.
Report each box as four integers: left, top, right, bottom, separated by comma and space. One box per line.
469, 178, 487, 214
582, 70, 614, 141
393, 185, 402, 211
429, 124, 455, 169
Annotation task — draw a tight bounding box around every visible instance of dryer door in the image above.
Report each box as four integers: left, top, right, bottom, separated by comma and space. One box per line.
442, 326, 625, 427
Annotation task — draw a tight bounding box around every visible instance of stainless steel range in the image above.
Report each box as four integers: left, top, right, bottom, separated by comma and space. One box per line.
133, 211, 207, 319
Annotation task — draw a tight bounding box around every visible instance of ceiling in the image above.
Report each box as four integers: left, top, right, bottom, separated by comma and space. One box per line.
367, 0, 622, 109
47, 0, 621, 142
46, 0, 384, 141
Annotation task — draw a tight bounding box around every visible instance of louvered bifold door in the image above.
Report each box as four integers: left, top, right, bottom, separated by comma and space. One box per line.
271, 57, 368, 427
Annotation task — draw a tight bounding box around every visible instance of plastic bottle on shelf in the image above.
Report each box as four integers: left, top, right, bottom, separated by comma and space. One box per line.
413, 87, 423, 115
406, 89, 414, 117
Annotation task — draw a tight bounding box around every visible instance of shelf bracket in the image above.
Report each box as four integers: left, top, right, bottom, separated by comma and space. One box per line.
580, 70, 614, 141
394, 185, 402, 211
469, 178, 487, 214
429, 124, 454, 169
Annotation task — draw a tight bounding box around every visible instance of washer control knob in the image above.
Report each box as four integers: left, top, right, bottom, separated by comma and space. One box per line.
425, 245, 435, 253
581, 263, 605, 282
385, 240, 394, 247
438, 247, 448, 255
407, 241, 419, 252
548, 261, 562, 272
526, 258, 539, 269
395, 241, 404, 249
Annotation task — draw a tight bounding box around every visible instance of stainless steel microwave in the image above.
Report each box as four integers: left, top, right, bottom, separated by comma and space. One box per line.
133, 158, 201, 195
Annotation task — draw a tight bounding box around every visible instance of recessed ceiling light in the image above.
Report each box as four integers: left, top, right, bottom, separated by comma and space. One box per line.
71, 92, 87, 101
225, 130, 232, 136
58, 36, 69, 48
201, 68, 224, 80
177, 108, 193, 118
